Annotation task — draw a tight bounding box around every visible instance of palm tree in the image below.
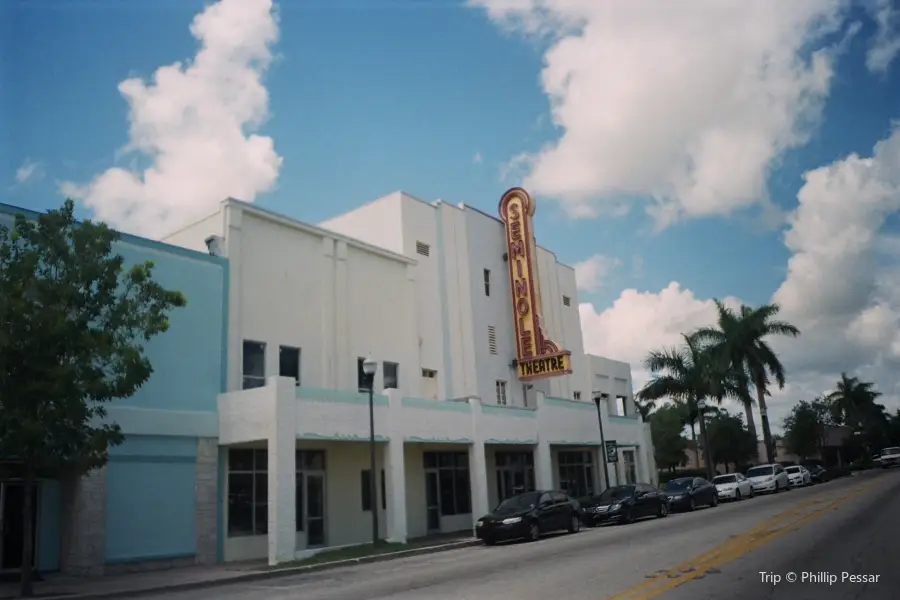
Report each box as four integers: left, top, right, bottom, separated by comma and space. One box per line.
825, 373, 881, 430
634, 397, 654, 421
825, 374, 887, 454
636, 334, 750, 468
692, 301, 800, 465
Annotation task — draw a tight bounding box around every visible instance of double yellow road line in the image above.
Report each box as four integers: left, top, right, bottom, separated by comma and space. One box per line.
605, 482, 878, 600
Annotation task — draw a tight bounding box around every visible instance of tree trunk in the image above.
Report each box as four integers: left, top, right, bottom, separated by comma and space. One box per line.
690, 424, 700, 467
743, 400, 758, 442
20, 465, 36, 598
756, 380, 775, 464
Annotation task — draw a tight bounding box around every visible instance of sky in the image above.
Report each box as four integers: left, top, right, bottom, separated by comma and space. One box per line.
3, 0, 900, 434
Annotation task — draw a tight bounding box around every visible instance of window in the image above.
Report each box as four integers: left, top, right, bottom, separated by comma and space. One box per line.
227, 449, 268, 536
357, 357, 374, 392
573, 391, 582, 401
279, 346, 300, 385
483, 268, 491, 296
615, 395, 628, 416
416, 241, 430, 257
424, 452, 471, 516
495, 380, 508, 405
562, 295, 571, 307
488, 326, 497, 355
242, 341, 266, 389
361, 469, 387, 511
383, 361, 399, 390
558, 451, 595, 498
623, 450, 637, 484
421, 368, 437, 378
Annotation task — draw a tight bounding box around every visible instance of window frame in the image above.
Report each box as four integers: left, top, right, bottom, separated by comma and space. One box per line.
383, 361, 399, 390
279, 345, 301, 386
495, 380, 508, 406
483, 268, 491, 297
242, 340, 266, 390
227, 448, 268, 537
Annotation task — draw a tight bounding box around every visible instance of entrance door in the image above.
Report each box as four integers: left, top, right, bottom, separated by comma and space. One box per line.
0, 483, 39, 572
424, 470, 440, 533
304, 473, 326, 547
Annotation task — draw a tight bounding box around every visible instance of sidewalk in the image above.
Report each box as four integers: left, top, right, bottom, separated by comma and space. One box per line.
0, 535, 479, 600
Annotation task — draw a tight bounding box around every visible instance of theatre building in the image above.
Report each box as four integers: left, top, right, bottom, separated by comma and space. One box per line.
163, 188, 656, 566
0, 188, 655, 577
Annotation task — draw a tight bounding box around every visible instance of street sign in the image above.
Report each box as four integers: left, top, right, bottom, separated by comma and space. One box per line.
605, 440, 618, 463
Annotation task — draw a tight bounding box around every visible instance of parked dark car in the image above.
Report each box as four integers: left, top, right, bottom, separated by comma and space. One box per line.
662, 477, 718, 511
580, 483, 669, 526
475, 490, 582, 545
805, 464, 827, 483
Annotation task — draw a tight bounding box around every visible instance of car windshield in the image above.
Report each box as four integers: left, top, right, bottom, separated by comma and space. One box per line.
595, 486, 635, 502
882, 447, 900, 456
746, 466, 774, 478
786, 466, 801, 473
495, 492, 541, 512
664, 479, 692, 491
712, 475, 736, 484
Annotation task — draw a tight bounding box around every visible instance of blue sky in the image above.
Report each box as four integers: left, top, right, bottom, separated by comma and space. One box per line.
4, 0, 900, 425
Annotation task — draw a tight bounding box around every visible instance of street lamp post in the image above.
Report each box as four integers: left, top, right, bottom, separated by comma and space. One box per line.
362, 355, 379, 547
697, 398, 715, 481
593, 393, 612, 491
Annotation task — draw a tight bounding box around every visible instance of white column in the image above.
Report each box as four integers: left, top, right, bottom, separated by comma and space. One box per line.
469, 399, 490, 524
535, 441, 553, 489
268, 376, 297, 566
385, 390, 408, 543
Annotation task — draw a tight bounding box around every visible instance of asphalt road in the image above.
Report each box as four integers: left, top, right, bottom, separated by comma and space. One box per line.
147, 469, 900, 600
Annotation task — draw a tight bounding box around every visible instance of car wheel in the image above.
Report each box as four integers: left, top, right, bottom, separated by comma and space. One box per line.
749, 487, 755, 498
735, 490, 742, 501
528, 522, 540, 542
658, 502, 668, 518
711, 494, 719, 507
484, 538, 497, 546
567, 514, 581, 534
622, 508, 635, 524
688, 497, 696, 511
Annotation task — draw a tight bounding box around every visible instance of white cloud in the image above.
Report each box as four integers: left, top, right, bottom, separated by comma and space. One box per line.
472, 0, 850, 227
572, 253, 621, 292
579, 124, 900, 433
14, 159, 43, 185
60, 0, 282, 238
473, 151, 483, 164
865, 0, 900, 73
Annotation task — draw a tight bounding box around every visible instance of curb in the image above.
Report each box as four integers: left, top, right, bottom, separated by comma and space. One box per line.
18, 539, 482, 600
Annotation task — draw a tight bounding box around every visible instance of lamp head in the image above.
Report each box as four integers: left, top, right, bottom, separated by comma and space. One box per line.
362, 354, 378, 377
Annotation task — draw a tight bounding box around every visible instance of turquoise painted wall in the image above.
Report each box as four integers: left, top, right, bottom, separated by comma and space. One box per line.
0, 203, 228, 408
105, 436, 198, 563
1, 203, 228, 568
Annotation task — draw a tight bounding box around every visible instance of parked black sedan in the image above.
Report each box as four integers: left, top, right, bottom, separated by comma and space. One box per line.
475, 490, 582, 545
662, 477, 718, 511
580, 483, 669, 526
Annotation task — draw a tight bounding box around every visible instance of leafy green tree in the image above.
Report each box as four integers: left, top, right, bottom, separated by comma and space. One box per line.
783, 399, 829, 459
704, 409, 757, 471
649, 404, 689, 472
692, 301, 800, 465
634, 397, 653, 421
0, 200, 186, 596
637, 334, 750, 469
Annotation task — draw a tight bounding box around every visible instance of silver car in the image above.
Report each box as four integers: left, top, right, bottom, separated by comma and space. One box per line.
712, 473, 754, 501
